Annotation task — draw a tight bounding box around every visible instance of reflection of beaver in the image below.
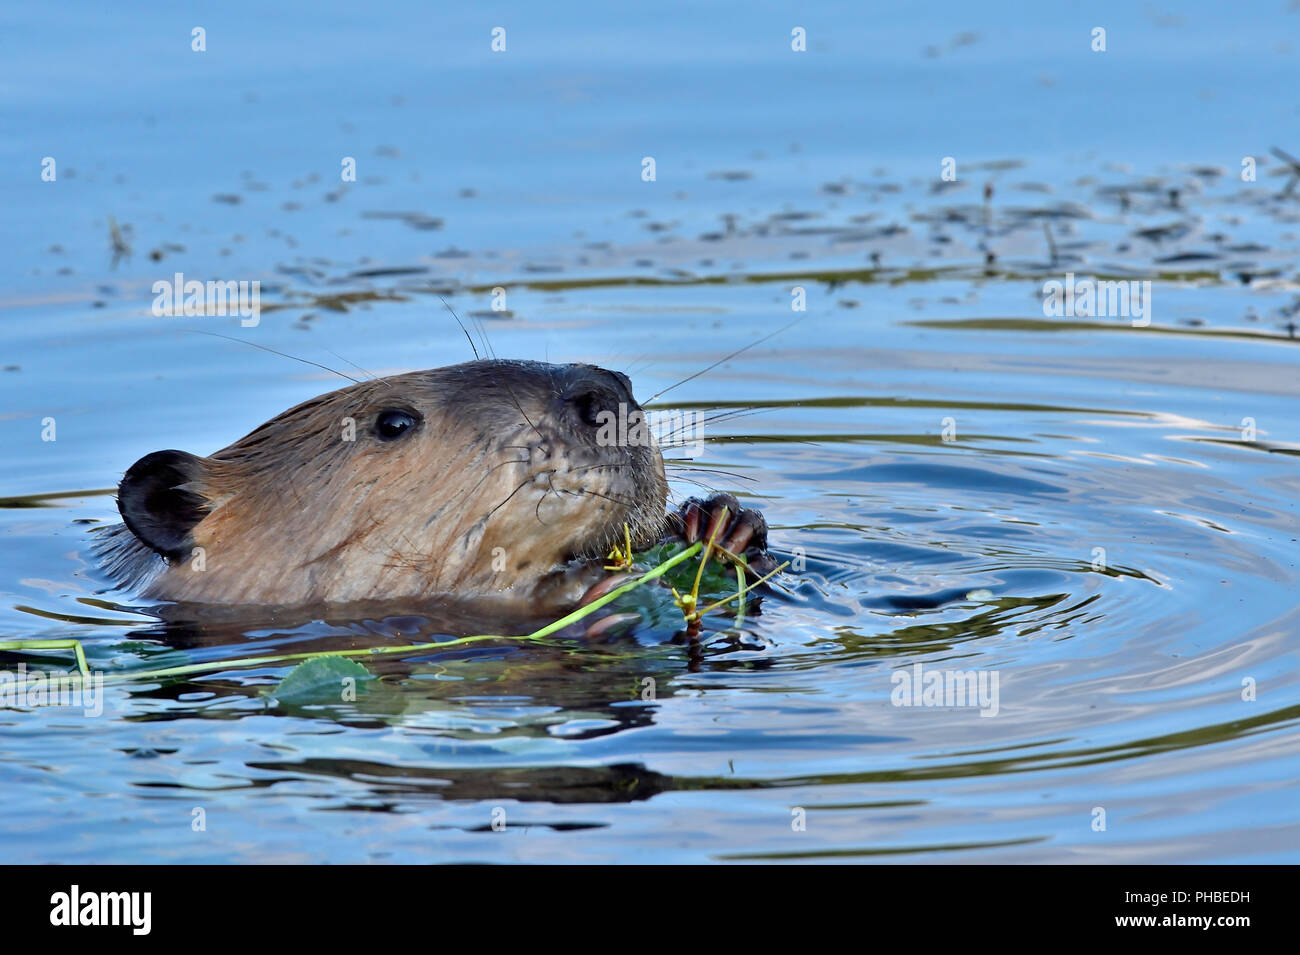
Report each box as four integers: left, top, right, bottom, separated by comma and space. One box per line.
97, 359, 773, 610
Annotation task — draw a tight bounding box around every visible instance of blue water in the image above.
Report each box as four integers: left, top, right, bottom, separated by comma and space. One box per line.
1, 0, 1299, 862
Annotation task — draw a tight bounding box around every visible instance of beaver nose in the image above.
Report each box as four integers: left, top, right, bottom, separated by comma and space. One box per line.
565, 383, 622, 427
560, 366, 634, 428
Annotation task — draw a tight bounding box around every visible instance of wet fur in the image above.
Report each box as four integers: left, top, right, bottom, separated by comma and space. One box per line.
96, 360, 668, 607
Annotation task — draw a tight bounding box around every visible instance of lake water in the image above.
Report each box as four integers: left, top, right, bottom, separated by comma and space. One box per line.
2, 0, 1299, 862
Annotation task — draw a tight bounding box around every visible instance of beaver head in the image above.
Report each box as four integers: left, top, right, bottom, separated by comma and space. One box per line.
97, 360, 669, 606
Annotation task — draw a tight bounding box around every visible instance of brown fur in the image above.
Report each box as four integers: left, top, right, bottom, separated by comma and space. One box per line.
97, 360, 669, 607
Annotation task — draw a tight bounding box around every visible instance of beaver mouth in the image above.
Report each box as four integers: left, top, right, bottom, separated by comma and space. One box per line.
512, 434, 665, 564
574, 489, 668, 563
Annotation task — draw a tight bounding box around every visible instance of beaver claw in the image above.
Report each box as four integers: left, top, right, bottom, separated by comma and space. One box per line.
664, 492, 778, 577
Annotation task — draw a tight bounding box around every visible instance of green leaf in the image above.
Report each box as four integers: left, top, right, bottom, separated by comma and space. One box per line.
632, 543, 746, 601
269, 656, 374, 705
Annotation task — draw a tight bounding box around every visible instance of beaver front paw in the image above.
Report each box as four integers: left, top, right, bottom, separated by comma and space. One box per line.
664, 492, 778, 577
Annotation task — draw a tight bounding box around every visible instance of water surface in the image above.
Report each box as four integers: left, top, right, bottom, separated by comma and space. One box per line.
2, 0, 1299, 863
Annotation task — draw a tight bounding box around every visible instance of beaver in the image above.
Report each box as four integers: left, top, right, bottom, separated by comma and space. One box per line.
95, 359, 773, 612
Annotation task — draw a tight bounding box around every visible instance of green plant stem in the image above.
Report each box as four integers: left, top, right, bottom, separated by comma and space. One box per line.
0, 542, 705, 690
0, 639, 90, 676
733, 563, 746, 628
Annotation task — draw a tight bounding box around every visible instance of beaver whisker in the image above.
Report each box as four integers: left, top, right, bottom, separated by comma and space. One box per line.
498, 377, 550, 455
440, 325, 552, 455
673, 408, 767, 433
489, 468, 556, 523
654, 406, 772, 441
664, 473, 723, 495
183, 329, 361, 385
545, 475, 648, 534
439, 454, 531, 514
439, 295, 482, 362
325, 349, 381, 383
537, 470, 584, 528
479, 355, 553, 457
641, 318, 799, 405
537, 477, 665, 561
664, 464, 757, 484
692, 405, 770, 422
560, 459, 691, 505
563, 485, 643, 512
535, 486, 554, 527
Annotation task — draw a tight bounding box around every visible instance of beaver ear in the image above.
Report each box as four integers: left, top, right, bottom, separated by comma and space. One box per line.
117, 450, 211, 562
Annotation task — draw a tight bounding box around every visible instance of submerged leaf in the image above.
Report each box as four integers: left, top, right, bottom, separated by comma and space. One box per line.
269, 656, 374, 704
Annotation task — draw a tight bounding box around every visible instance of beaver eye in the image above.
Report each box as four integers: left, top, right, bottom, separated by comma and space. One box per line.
375, 409, 419, 441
